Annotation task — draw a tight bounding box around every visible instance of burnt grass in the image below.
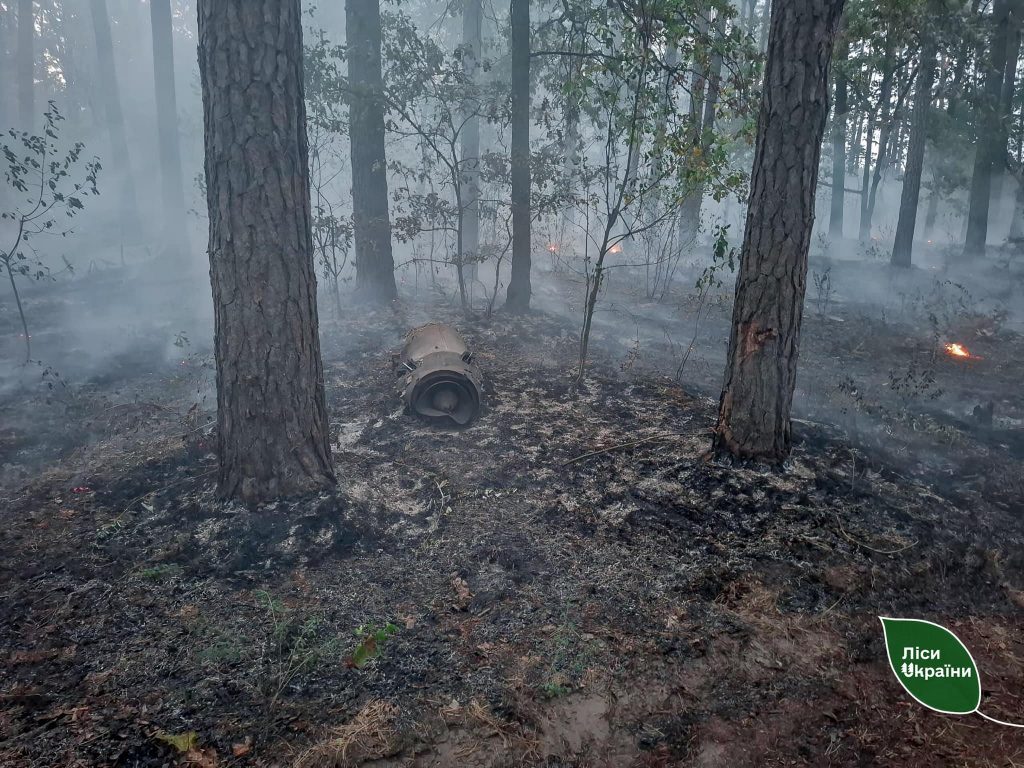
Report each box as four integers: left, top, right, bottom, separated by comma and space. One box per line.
2, 269, 1024, 766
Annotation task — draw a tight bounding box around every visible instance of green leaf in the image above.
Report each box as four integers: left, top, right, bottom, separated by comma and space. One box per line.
154, 730, 199, 753
880, 617, 981, 715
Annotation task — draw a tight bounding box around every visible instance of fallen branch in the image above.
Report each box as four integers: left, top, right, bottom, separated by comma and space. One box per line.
833, 512, 917, 555
562, 430, 704, 466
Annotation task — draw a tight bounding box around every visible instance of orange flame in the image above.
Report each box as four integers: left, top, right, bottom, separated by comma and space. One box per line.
546, 243, 558, 253
609, 243, 623, 254
944, 342, 978, 360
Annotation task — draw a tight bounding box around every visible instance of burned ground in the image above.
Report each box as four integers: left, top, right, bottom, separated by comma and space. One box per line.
1, 256, 1024, 767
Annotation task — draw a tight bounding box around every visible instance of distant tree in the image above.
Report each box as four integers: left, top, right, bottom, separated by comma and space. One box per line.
891, 10, 938, 267
347, 0, 398, 302
505, 0, 532, 313
714, 0, 845, 462
17, 0, 33, 130
197, 0, 336, 503
829, 34, 849, 238
964, 0, 1018, 257
150, 0, 189, 260
89, 0, 141, 237
460, 0, 483, 285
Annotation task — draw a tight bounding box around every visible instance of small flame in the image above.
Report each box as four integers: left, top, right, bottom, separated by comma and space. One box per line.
609, 243, 623, 254
546, 243, 558, 253
944, 342, 978, 360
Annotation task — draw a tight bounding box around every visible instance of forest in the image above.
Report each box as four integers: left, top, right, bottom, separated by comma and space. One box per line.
1, 0, 1023, 765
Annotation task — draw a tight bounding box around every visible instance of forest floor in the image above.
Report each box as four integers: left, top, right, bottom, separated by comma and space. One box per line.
1, 250, 1024, 767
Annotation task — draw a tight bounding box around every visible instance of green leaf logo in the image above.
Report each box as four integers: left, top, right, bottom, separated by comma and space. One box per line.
880, 617, 981, 715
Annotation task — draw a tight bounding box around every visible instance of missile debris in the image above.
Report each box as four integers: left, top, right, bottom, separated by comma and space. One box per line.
398, 323, 482, 426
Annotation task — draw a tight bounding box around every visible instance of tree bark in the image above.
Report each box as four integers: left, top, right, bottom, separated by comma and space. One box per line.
829, 36, 849, 238
197, 0, 336, 503
347, 0, 398, 302
460, 0, 483, 284
150, 0, 189, 260
89, 0, 141, 237
891, 36, 937, 267
17, 0, 33, 129
964, 0, 1013, 257
505, 0, 531, 312
714, 0, 844, 463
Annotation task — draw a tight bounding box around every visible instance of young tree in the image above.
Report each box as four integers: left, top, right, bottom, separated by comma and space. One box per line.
197, 0, 336, 503
891, 22, 937, 267
89, 0, 141, 236
714, 0, 845, 462
150, 0, 189, 260
17, 0, 33, 130
347, 0, 398, 302
2, 103, 100, 362
505, 0, 532, 313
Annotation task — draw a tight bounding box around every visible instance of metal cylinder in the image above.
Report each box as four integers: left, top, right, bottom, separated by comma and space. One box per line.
398, 323, 482, 426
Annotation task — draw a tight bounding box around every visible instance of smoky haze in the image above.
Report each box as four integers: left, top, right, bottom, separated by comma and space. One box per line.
0, 0, 1022, 444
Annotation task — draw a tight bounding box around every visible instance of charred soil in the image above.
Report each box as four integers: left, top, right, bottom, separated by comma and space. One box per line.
2, 265, 1024, 767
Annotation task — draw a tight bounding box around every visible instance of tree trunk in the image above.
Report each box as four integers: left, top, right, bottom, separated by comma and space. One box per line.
891, 36, 937, 267
686, 13, 726, 242
714, 0, 844, 462
460, 0, 482, 284
347, 0, 398, 302
829, 37, 849, 238
678, 16, 709, 251
89, 0, 141, 237
863, 52, 896, 239
17, 0, 33, 129
505, 0, 531, 313
991, 3, 1022, 225
858, 111, 874, 239
964, 0, 1013, 257
150, 0, 189, 260
758, 0, 771, 53
197, 0, 335, 503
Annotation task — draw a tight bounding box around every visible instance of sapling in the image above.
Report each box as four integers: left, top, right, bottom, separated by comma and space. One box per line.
2, 102, 100, 362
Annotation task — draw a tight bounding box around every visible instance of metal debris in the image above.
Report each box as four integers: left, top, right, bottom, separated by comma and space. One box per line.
398, 323, 482, 426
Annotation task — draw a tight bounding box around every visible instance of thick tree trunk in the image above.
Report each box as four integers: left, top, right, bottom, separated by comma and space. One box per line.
17, 0, 33, 129
150, 0, 189, 260
714, 0, 844, 462
964, 0, 1013, 257
829, 37, 849, 238
891, 37, 937, 267
347, 0, 398, 302
197, 0, 336, 503
460, 0, 482, 284
505, 0, 531, 312
89, 0, 141, 237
